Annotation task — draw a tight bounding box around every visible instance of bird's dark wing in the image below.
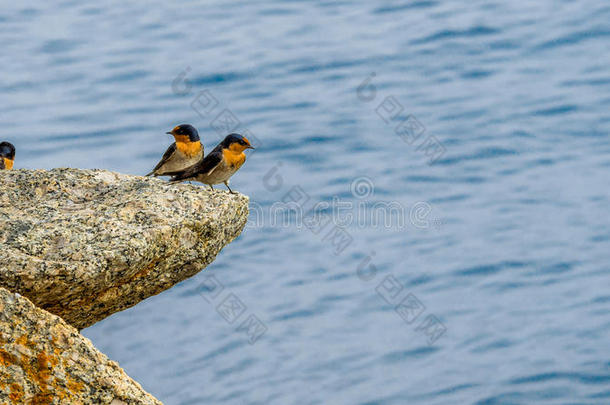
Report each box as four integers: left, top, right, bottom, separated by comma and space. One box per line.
170, 145, 223, 182
0, 159, 4, 170
146, 143, 177, 176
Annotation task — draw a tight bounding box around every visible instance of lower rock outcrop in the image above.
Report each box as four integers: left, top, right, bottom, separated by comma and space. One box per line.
0, 287, 161, 404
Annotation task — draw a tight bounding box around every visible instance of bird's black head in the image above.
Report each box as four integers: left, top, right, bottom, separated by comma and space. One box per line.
167, 124, 200, 142
0, 142, 15, 159
221, 133, 254, 152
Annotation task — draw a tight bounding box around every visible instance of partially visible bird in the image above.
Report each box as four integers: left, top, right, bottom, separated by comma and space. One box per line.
169, 133, 254, 193
146, 124, 203, 177
0, 142, 15, 170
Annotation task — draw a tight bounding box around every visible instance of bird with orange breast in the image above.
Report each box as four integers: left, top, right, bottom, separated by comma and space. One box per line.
147, 124, 203, 176
169, 133, 254, 193
0, 142, 15, 170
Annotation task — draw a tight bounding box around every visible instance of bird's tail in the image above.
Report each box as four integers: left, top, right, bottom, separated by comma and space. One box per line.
169, 175, 187, 184
166, 162, 200, 183
145, 171, 155, 177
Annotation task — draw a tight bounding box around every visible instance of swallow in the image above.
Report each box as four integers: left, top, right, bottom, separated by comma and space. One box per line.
146, 124, 203, 177
169, 133, 254, 193
0, 142, 15, 170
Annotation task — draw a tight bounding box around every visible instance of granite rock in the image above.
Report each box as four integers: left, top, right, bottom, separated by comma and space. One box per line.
0, 287, 162, 404
0, 168, 249, 329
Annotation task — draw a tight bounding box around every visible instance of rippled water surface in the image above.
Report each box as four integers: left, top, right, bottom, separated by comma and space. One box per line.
2, 1, 610, 404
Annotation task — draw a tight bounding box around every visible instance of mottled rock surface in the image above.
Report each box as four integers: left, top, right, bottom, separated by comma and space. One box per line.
0, 287, 162, 405
0, 168, 249, 329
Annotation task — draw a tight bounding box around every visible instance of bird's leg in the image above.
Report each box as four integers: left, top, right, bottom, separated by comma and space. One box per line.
209, 184, 214, 190
224, 181, 235, 194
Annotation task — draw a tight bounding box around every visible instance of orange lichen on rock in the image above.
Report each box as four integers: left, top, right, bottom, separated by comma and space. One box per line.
0, 347, 18, 368
0, 332, 85, 405
9, 382, 24, 403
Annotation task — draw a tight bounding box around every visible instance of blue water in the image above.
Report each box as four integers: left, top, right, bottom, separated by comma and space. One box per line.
2, 1, 610, 404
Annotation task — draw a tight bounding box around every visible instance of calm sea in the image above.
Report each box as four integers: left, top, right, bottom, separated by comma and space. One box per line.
2, 0, 610, 404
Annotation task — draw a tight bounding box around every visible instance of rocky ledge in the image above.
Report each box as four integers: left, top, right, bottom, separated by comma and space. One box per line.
0, 168, 249, 329
0, 287, 162, 404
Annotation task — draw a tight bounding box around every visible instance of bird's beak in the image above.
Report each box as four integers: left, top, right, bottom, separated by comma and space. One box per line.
166, 131, 173, 135
246, 145, 255, 150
